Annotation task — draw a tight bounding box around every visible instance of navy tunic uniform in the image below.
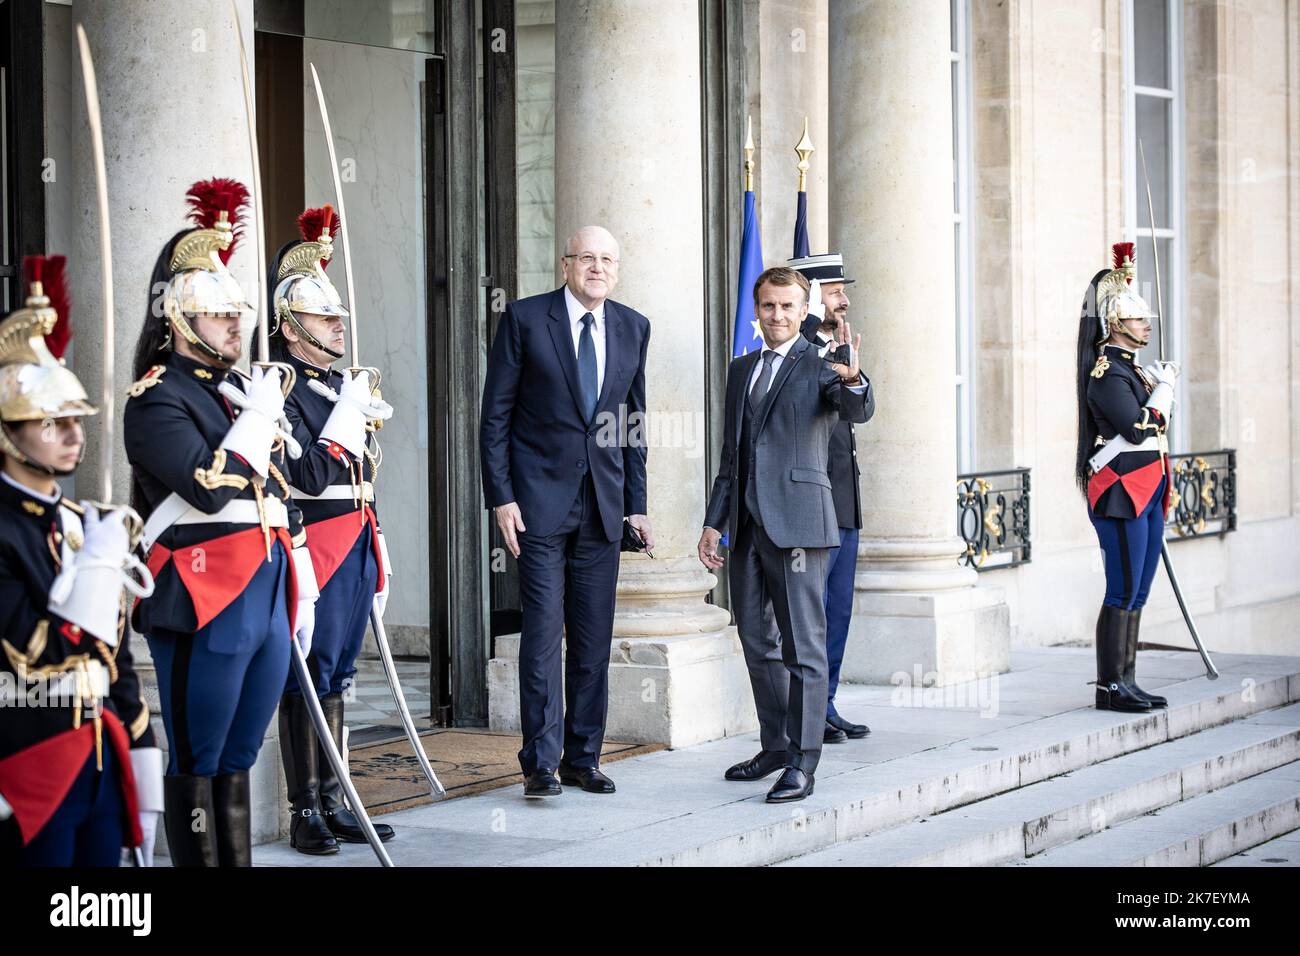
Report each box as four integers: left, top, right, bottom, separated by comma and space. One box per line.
280, 355, 382, 700
1086, 344, 1171, 611
1079, 242, 1174, 714
125, 352, 306, 778
0, 484, 154, 866
268, 204, 393, 851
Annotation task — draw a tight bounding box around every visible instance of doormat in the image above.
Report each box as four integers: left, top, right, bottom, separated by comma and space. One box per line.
348, 730, 664, 815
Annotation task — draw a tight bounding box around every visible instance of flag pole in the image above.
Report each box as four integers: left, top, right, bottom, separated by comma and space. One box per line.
794, 115, 813, 191
744, 115, 755, 192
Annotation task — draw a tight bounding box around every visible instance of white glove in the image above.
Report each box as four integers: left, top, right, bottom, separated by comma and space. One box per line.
1144, 360, 1179, 388
290, 546, 320, 657
374, 531, 393, 619
807, 278, 825, 321
0, 788, 12, 822
130, 747, 163, 866
47, 507, 135, 646
218, 366, 287, 477
319, 370, 394, 459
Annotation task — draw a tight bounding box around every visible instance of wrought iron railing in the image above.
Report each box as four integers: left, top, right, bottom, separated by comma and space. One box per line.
1166, 450, 1236, 540
957, 467, 1031, 570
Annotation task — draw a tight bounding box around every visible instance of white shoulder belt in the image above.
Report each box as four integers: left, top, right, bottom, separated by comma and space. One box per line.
1089, 434, 1161, 474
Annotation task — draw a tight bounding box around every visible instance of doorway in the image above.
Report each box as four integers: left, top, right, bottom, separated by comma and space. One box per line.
255, 0, 488, 727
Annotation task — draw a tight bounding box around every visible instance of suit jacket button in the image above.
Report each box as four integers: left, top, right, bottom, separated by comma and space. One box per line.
577, 459, 586, 469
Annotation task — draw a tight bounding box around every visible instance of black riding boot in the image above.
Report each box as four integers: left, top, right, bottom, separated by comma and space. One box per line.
279, 693, 338, 855
212, 771, 252, 866
162, 775, 219, 867
319, 692, 394, 843
1123, 608, 1167, 708
1095, 605, 1152, 712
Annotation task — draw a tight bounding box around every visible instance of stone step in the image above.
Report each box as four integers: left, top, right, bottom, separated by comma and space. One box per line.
1014, 761, 1300, 866
495, 667, 1300, 867
1210, 829, 1300, 867
776, 703, 1300, 867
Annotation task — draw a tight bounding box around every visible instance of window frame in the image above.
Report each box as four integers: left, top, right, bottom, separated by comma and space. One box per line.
952, 0, 974, 472
1123, 0, 1187, 451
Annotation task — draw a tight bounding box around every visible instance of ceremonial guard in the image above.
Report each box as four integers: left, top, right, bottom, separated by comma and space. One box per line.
268, 205, 394, 854
1076, 242, 1178, 712
0, 256, 160, 866
789, 253, 873, 743
124, 179, 319, 866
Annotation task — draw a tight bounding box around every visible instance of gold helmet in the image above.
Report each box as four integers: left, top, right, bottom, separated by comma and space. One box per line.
159, 178, 251, 366
1094, 241, 1156, 342
271, 204, 349, 360
0, 256, 96, 475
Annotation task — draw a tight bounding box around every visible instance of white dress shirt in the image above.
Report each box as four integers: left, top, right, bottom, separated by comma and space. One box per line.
564, 285, 606, 395
748, 334, 867, 394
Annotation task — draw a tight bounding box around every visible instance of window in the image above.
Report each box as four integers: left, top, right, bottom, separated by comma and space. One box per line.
1125, 0, 1185, 446
951, 0, 974, 472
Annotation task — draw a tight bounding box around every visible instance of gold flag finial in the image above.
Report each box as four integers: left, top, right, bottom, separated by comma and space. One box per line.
743, 115, 755, 192
794, 116, 814, 192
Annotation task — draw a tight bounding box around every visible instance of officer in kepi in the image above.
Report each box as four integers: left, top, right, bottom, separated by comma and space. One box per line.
789, 252, 875, 744
124, 178, 319, 866
0, 255, 161, 867
269, 204, 395, 854
1075, 242, 1178, 713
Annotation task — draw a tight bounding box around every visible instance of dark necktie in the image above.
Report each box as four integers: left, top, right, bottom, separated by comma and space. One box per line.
578, 312, 598, 421
748, 349, 776, 409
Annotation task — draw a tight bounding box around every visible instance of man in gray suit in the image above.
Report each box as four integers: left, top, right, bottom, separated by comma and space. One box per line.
698, 267, 875, 802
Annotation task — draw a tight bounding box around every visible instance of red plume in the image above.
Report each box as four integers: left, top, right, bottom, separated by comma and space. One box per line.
184, 178, 250, 265
23, 255, 71, 359
297, 204, 340, 269
1111, 241, 1136, 270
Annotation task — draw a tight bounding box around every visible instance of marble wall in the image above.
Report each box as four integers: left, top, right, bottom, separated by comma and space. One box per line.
746, 0, 830, 264
515, 0, 556, 299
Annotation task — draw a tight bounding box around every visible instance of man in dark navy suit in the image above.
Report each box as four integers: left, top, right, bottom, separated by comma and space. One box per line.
480, 225, 652, 797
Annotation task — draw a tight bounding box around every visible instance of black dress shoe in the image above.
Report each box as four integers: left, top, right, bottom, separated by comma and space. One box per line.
827, 714, 870, 738
766, 767, 814, 803
523, 769, 562, 798
724, 750, 786, 781
823, 722, 847, 744
558, 765, 616, 794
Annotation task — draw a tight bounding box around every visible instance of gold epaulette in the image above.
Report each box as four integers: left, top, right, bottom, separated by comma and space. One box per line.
1090, 354, 1111, 378
127, 364, 166, 397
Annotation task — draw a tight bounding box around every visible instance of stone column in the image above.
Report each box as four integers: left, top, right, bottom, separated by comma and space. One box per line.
487, 0, 756, 747
750, 0, 830, 259
829, 0, 1009, 685
70, 0, 259, 503
67, 0, 280, 843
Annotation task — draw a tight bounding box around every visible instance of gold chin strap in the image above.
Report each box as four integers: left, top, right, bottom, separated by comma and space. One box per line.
165, 306, 236, 368
281, 305, 344, 360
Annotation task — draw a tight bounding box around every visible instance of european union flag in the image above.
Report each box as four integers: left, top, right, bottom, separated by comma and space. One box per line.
732, 189, 765, 357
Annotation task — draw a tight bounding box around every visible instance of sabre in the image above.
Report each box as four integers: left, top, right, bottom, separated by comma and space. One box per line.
311, 61, 442, 797
1138, 139, 1217, 679
1161, 542, 1218, 680
228, 0, 270, 363
373, 609, 445, 798
74, 25, 114, 503
1137, 139, 1167, 363
228, 0, 395, 863
309, 63, 360, 365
